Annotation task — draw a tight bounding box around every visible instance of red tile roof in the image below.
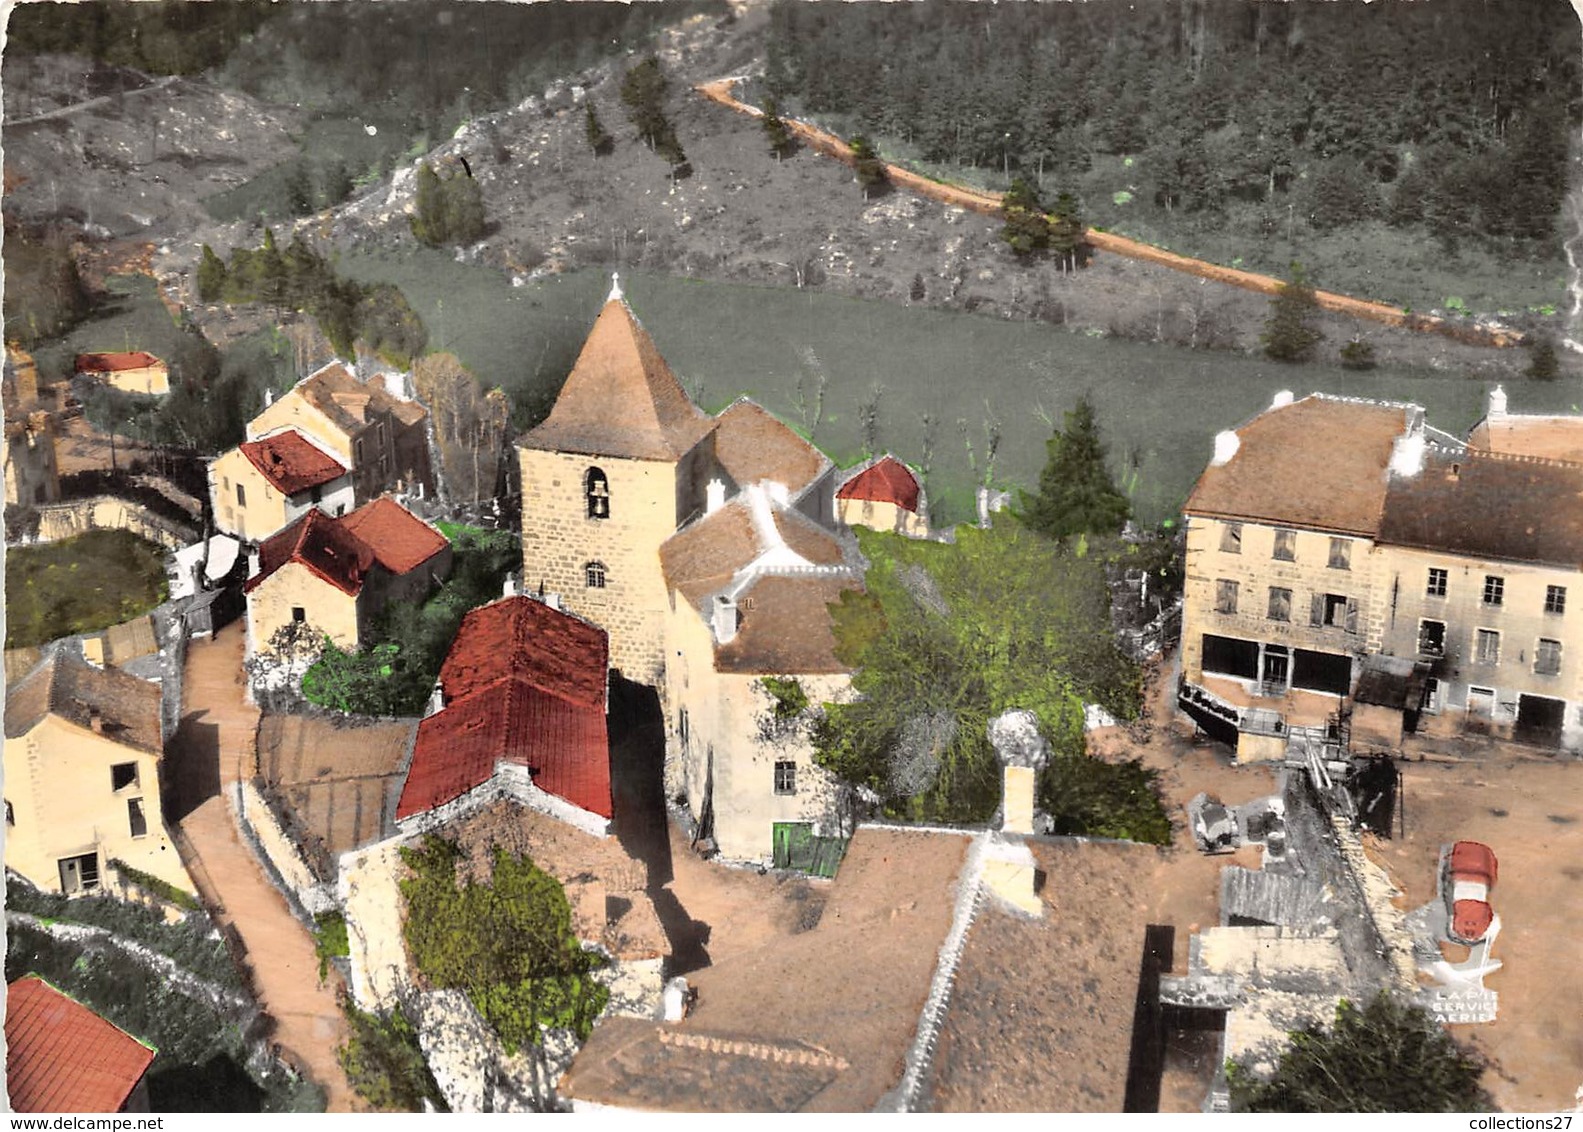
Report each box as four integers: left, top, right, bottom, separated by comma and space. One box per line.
837, 455, 921, 513
397, 597, 610, 820
240, 429, 349, 496
6, 976, 155, 1112
338, 496, 449, 576
245, 507, 376, 596
437, 594, 610, 706
74, 351, 163, 374
520, 297, 715, 461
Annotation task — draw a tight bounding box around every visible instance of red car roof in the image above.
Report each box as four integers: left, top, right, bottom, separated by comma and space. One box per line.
1451, 900, 1494, 945
1449, 841, 1498, 886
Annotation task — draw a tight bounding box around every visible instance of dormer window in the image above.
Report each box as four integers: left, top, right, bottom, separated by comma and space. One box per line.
585, 467, 610, 520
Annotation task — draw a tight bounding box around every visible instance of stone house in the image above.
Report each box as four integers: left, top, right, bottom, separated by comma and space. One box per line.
209, 427, 355, 543
836, 453, 929, 538
1180, 389, 1583, 758
247, 361, 432, 505
2, 652, 194, 899
517, 279, 897, 861
74, 351, 168, 396
243, 496, 451, 658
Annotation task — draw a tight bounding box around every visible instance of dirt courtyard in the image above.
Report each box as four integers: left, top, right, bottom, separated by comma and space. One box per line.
1371, 754, 1583, 1113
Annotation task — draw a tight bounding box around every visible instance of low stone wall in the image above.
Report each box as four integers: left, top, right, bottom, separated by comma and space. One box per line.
34, 495, 198, 549
233, 779, 337, 916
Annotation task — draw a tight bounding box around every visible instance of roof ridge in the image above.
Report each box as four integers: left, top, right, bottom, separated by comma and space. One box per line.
1428, 440, 1583, 471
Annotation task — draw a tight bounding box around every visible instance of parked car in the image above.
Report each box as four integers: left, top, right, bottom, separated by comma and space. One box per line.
1442, 840, 1498, 945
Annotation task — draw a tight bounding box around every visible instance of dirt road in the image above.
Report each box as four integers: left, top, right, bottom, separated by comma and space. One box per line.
696, 78, 1521, 350
166, 623, 364, 1112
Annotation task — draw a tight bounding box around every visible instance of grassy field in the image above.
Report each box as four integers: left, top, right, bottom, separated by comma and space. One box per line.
6, 529, 169, 648
336, 252, 1575, 527
29, 274, 184, 385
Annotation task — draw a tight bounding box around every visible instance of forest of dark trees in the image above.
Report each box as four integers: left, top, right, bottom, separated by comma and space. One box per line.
7, 0, 726, 141
766, 0, 1580, 260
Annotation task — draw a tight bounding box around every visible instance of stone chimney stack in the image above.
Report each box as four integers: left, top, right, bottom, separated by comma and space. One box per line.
713, 594, 738, 646
1271, 390, 1295, 409
426, 682, 445, 718
544, 592, 561, 612
1210, 430, 1240, 467
706, 478, 726, 514
983, 710, 1049, 917
1489, 384, 1508, 418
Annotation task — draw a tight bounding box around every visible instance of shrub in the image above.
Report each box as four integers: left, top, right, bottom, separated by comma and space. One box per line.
338, 1001, 449, 1112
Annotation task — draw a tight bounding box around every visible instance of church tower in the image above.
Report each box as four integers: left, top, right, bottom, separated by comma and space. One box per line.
517, 277, 717, 685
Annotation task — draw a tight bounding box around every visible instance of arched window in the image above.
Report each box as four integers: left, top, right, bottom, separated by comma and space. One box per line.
585, 561, 607, 589
585, 467, 610, 520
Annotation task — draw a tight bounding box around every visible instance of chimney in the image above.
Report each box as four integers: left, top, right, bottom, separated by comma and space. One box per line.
713, 594, 738, 645
264, 387, 274, 406
1210, 430, 1240, 467
248, 548, 261, 578
426, 682, 445, 717
765, 480, 789, 507
503, 573, 519, 598
1390, 429, 1426, 478
544, 592, 561, 612
1488, 384, 1508, 418
706, 478, 726, 514
88, 706, 104, 733
1002, 764, 1036, 835
1271, 390, 1295, 409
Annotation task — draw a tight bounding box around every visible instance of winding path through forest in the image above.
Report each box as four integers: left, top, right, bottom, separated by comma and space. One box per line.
697, 77, 1522, 350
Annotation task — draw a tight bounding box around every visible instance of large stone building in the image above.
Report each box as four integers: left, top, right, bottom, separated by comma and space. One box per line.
3, 653, 194, 900
246, 361, 433, 506
1179, 389, 1583, 758
517, 279, 913, 859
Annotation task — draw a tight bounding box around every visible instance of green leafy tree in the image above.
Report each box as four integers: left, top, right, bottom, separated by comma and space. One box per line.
1018, 395, 1130, 542
850, 135, 888, 199
1526, 333, 1560, 381
1262, 261, 1323, 363
196, 244, 228, 303
1231, 994, 1492, 1113
761, 94, 796, 159
399, 837, 609, 1054
813, 521, 1161, 837
584, 103, 614, 156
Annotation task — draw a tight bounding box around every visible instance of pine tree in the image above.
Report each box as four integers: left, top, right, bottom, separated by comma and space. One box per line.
850, 135, 888, 199
620, 57, 670, 151
761, 95, 795, 159
285, 162, 313, 216
1018, 394, 1130, 541
1000, 176, 1050, 258
1047, 191, 1087, 271
196, 244, 228, 303
1527, 333, 1560, 381
585, 103, 614, 156
1262, 262, 1323, 363
410, 163, 446, 247
910, 273, 926, 302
